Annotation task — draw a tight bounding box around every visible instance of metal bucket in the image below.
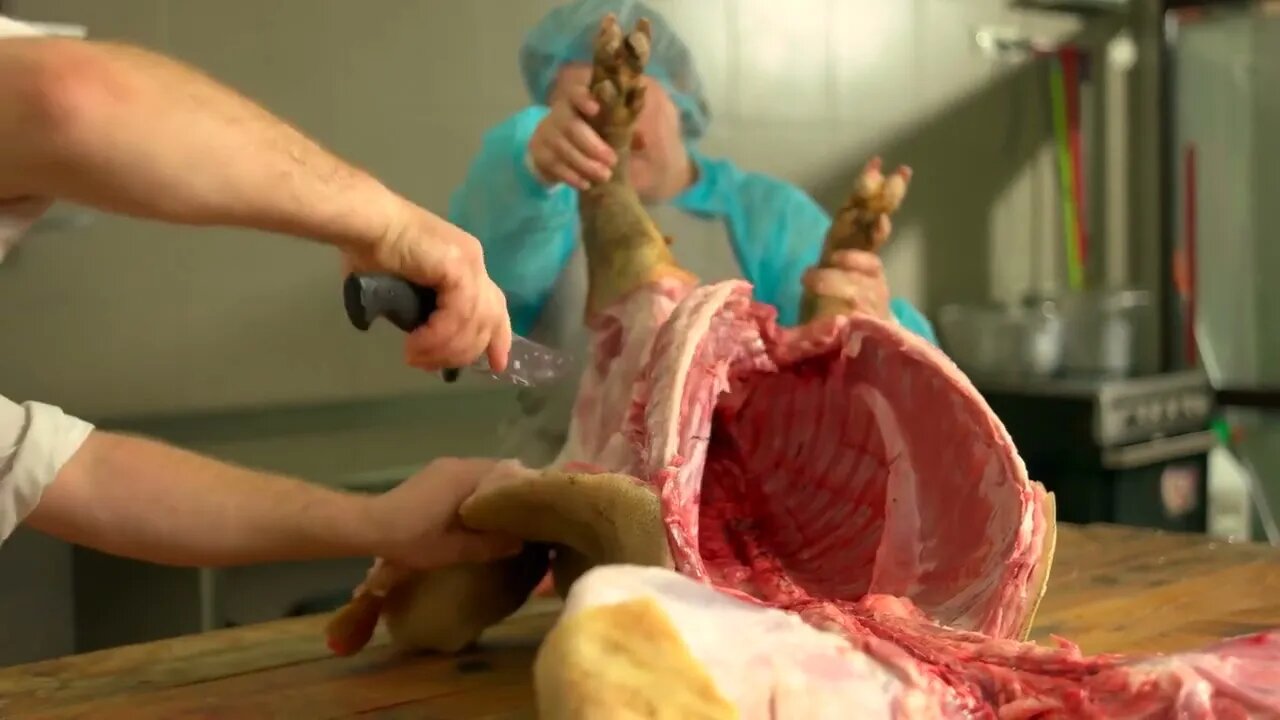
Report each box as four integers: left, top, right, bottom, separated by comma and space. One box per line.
937, 301, 1064, 380
1056, 289, 1153, 379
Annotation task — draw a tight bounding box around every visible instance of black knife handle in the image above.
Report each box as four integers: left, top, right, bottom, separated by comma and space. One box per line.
343, 273, 436, 332
342, 273, 461, 382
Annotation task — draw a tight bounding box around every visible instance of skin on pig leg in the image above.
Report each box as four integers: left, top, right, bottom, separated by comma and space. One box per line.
381, 545, 552, 654
324, 545, 552, 657
799, 157, 912, 324
459, 471, 670, 593
579, 13, 696, 319
366, 470, 667, 654
323, 460, 554, 657
325, 467, 671, 655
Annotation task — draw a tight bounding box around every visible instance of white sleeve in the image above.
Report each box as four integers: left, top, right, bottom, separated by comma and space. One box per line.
0, 15, 46, 37
0, 395, 95, 543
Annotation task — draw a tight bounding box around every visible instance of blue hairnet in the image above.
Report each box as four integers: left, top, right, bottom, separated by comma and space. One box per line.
518, 0, 711, 142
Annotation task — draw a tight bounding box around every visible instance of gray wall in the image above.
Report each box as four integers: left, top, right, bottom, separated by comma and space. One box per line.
0, 0, 1091, 419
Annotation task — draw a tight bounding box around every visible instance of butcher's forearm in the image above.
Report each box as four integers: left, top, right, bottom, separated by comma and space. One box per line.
26, 432, 378, 567
0, 37, 398, 252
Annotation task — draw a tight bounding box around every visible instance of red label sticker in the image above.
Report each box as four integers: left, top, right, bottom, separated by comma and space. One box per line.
1161, 464, 1200, 519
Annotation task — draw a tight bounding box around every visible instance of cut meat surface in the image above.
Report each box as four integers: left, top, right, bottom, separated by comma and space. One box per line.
324, 13, 1280, 719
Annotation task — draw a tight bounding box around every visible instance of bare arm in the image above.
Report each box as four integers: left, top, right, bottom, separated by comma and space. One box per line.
0, 35, 513, 370
0, 36, 395, 253
24, 431, 381, 567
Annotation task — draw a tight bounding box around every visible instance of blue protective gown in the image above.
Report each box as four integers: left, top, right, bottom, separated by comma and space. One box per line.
447, 105, 939, 345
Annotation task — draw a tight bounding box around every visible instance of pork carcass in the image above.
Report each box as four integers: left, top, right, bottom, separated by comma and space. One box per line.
325, 14, 1280, 718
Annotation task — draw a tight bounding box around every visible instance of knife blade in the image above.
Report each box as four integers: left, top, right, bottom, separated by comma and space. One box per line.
342, 272, 572, 387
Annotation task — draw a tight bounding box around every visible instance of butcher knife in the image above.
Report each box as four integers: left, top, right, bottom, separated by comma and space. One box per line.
342, 272, 571, 387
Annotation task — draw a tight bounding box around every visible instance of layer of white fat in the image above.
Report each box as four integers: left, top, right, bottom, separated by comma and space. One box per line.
898, 320, 1043, 639
561, 564, 916, 720
553, 281, 685, 472
642, 281, 748, 478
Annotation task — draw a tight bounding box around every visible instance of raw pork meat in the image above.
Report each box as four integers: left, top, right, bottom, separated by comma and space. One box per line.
543, 564, 1280, 719
325, 14, 1280, 719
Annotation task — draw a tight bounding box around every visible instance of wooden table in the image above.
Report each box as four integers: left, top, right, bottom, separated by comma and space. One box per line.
2, 524, 1278, 719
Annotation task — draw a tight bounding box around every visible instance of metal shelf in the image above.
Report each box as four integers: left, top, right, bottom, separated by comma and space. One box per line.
1015, 0, 1131, 13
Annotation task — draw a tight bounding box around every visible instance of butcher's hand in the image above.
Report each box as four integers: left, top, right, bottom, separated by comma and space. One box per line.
344, 205, 513, 373
364, 457, 521, 573
528, 85, 619, 190
803, 246, 893, 322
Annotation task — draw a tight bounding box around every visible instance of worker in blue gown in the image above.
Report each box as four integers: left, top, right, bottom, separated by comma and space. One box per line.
448, 0, 940, 465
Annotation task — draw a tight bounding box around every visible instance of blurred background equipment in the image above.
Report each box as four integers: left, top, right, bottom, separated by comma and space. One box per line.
939, 0, 1278, 547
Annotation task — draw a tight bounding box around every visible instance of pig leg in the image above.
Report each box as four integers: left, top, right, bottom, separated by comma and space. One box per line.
326, 466, 672, 655
799, 157, 912, 324
324, 462, 555, 657
579, 13, 696, 320
324, 544, 552, 657
380, 463, 671, 654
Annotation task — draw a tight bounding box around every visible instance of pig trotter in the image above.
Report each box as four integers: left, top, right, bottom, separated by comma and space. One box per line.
800, 157, 912, 323
324, 593, 383, 657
